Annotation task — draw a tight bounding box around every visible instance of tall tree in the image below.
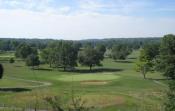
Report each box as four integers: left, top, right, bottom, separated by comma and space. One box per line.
40, 48, 55, 67
157, 34, 175, 79
156, 34, 175, 111
136, 43, 159, 79
95, 44, 106, 60
78, 46, 103, 70
136, 50, 151, 79
26, 54, 40, 69
111, 44, 132, 60
15, 43, 37, 59
42, 41, 78, 71
54, 41, 78, 70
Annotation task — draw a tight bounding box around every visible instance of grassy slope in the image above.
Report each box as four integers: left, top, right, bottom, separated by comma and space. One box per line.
0, 50, 167, 111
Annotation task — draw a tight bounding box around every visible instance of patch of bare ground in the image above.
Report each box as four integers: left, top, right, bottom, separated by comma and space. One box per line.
82, 95, 125, 107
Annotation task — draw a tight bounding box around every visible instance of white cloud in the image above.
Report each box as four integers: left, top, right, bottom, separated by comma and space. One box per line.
0, 0, 54, 11
0, 9, 174, 40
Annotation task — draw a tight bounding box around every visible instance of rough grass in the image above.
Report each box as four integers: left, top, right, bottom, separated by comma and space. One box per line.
0, 77, 39, 87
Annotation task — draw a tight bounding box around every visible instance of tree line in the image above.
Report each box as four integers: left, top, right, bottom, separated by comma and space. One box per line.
14, 40, 134, 70
136, 34, 175, 111
0, 37, 161, 51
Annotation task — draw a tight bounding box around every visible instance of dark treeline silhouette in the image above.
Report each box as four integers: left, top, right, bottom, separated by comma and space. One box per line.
0, 37, 161, 51
79, 37, 161, 49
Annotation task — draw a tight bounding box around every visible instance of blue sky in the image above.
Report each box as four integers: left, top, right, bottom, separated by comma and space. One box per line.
0, 0, 175, 40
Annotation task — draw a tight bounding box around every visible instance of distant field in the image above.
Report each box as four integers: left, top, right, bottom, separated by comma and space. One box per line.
0, 50, 167, 111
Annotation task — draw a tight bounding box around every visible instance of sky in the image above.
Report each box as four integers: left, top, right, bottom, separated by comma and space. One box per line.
0, 0, 175, 40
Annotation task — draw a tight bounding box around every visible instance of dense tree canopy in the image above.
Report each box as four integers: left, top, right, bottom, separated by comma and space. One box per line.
157, 34, 175, 79
40, 47, 55, 66
95, 44, 106, 60
54, 41, 78, 70
15, 43, 38, 59
111, 44, 132, 60
165, 81, 175, 111
26, 54, 40, 69
78, 46, 104, 70
141, 43, 160, 61
9, 58, 15, 63
155, 34, 175, 111
136, 43, 160, 79
41, 41, 78, 70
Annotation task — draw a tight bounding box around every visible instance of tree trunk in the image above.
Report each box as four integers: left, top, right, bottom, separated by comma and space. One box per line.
90, 65, 92, 71
32, 66, 34, 70
143, 73, 146, 79
142, 66, 146, 79
64, 67, 66, 71
49, 62, 52, 68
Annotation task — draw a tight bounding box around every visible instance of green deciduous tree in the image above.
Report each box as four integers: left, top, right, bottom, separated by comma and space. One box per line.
136, 43, 159, 79
156, 34, 175, 79
78, 46, 103, 70
136, 49, 152, 79
26, 54, 40, 69
95, 44, 106, 60
40, 48, 54, 67
165, 81, 175, 111
41, 41, 78, 71
156, 34, 175, 111
15, 43, 37, 59
111, 44, 132, 60
54, 41, 78, 71
9, 58, 15, 63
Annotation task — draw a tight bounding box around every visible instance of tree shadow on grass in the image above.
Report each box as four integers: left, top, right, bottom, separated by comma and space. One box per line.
0, 88, 31, 92
114, 60, 133, 63
34, 68, 53, 71
66, 68, 123, 73
15, 65, 23, 67
147, 78, 171, 81
127, 57, 137, 59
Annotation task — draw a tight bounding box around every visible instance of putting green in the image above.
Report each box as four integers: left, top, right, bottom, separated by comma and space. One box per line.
57, 73, 120, 81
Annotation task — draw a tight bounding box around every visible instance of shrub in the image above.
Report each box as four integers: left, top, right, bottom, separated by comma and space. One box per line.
9, 58, 15, 63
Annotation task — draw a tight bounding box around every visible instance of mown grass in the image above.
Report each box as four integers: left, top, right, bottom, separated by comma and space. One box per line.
0, 50, 167, 111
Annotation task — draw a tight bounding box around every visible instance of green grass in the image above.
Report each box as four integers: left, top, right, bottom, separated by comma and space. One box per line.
0, 50, 167, 111
0, 77, 40, 87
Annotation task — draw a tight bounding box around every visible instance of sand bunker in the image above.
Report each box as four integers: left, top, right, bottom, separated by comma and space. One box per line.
57, 74, 120, 82
81, 80, 108, 85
